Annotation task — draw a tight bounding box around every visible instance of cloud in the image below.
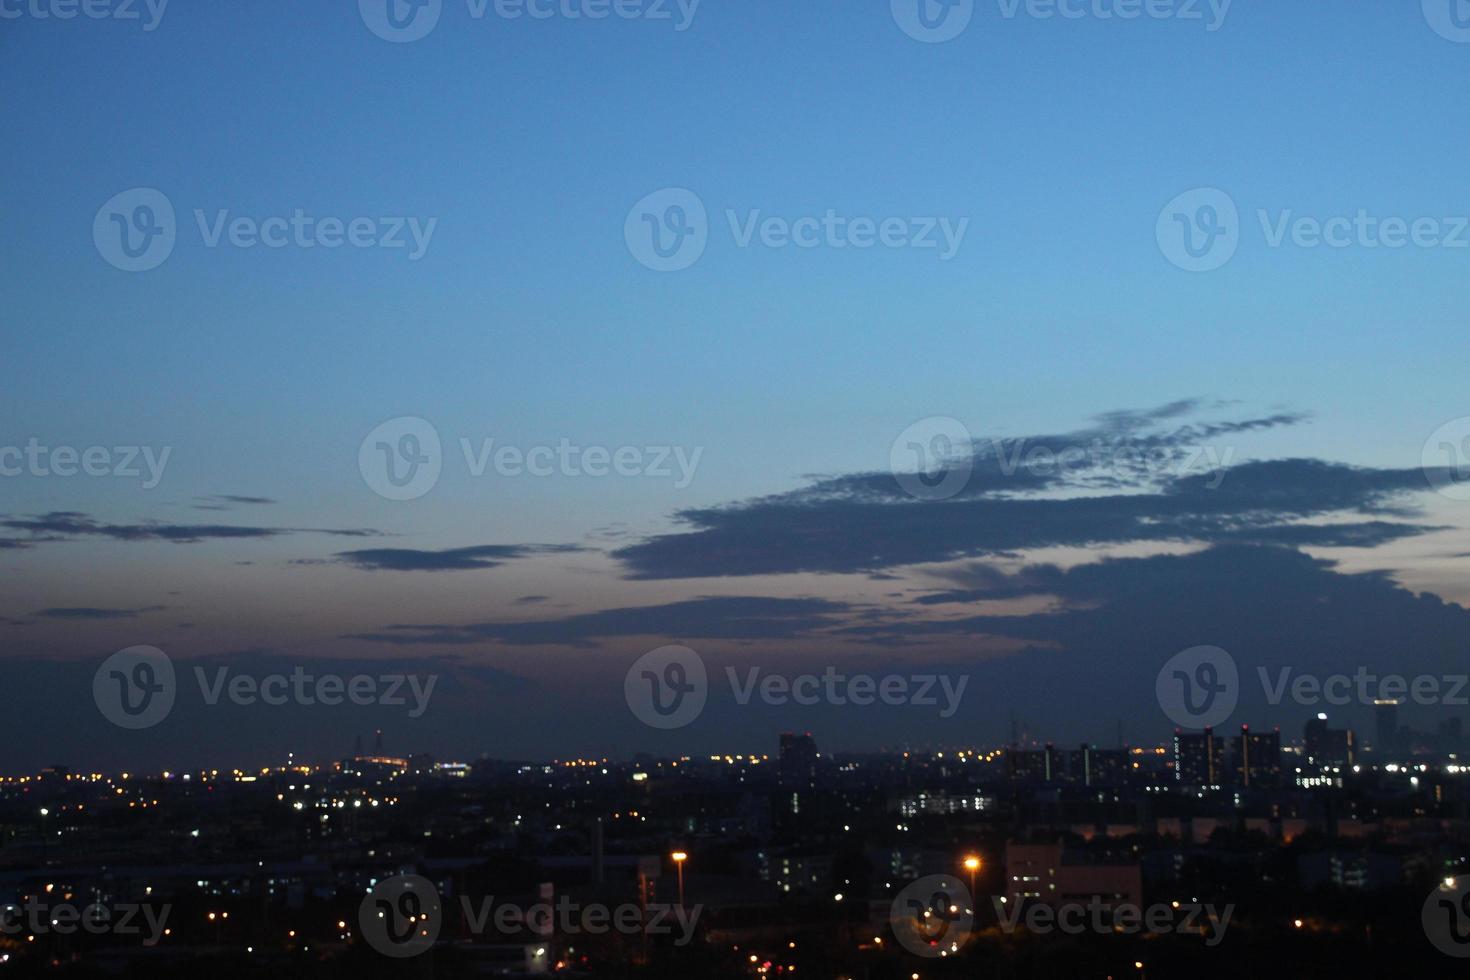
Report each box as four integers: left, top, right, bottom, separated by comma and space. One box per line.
834, 543, 1470, 742
31, 605, 166, 620
612, 404, 1442, 579
347, 595, 853, 646
332, 544, 586, 572
193, 495, 277, 511
0, 512, 380, 547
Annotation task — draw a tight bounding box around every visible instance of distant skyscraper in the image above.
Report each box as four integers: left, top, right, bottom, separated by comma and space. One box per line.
1079, 744, 1129, 786
1006, 746, 1057, 782
778, 733, 818, 789
1374, 699, 1401, 755
1174, 728, 1224, 786
1231, 725, 1281, 787
1304, 713, 1354, 767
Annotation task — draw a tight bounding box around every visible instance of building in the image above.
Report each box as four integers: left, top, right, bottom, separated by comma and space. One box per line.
1174, 728, 1225, 787
1304, 713, 1355, 767
1004, 841, 1142, 907
1373, 699, 1401, 755
778, 733, 818, 790
1231, 726, 1282, 787
1075, 744, 1129, 786
1007, 744, 1062, 782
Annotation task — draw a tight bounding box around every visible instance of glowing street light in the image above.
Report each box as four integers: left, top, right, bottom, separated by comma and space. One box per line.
962, 855, 981, 896
672, 851, 688, 908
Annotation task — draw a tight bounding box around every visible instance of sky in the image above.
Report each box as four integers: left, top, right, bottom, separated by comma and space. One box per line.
2, 0, 1469, 770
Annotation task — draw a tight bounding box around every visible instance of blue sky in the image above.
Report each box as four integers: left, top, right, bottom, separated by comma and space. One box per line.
2, 1, 1469, 767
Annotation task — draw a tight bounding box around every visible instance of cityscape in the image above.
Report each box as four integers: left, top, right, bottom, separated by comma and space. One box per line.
7, 0, 1470, 976
3, 706, 1469, 976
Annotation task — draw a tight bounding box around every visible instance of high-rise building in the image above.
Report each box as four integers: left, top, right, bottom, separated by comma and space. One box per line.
1231, 725, 1281, 787
1304, 713, 1354, 767
1007, 744, 1063, 782
1073, 744, 1128, 786
1373, 699, 1401, 755
778, 732, 818, 789
1174, 728, 1225, 787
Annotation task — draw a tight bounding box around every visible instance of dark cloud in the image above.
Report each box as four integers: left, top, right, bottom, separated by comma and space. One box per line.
347, 595, 853, 646
834, 543, 1470, 743
514, 595, 550, 605
193, 495, 278, 511
0, 511, 380, 546
333, 544, 586, 572
32, 605, 166, 620
612, 404, 1442, 579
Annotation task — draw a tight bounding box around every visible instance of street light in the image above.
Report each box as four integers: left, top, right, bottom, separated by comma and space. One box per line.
1135, 960, 1146, 980
962, 855, 981, 897
671, 852, 688, 909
